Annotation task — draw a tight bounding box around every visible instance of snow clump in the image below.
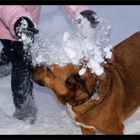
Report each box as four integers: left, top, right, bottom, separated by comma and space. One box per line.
31, 16, 112, 76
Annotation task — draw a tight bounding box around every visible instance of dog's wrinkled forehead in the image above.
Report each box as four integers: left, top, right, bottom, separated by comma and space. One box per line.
32, 64, 82, 87
47, 64, 81, 78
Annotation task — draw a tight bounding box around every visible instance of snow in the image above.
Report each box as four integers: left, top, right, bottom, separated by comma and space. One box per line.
91, 91, 100, 101
31, 14, 112, 76
0, 5, 140, 134
16, 18, 33, 46
79, 67, 86, 76
0, 76, 81, 134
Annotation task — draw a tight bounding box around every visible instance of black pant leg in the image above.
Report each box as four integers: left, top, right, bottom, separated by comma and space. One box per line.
0, 39, 33, 110
0, 40, 11, 65
11, 68, 33, 109
10, 41, 33, 109
0, 40, 37, 123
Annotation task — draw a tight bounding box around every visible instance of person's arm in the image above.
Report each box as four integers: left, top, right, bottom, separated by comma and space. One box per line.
0, 6, 32, 37
64, 5, 90, 19
64, 5, 99, 29
0, 6, 39, 44
14, 16, 39, 44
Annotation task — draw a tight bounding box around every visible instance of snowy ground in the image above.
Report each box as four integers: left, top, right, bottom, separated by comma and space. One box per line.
0, 5, 140, 134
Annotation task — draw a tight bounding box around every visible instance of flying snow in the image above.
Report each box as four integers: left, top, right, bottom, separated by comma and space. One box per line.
31, 16, 112, 76
16, 18, 33, 46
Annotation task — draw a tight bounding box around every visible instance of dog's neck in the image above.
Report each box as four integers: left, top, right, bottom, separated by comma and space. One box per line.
67, 67, 112, 115
65, 74, 100, 107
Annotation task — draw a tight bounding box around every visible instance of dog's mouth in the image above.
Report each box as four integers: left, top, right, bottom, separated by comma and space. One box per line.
34, 80, 45, 87
64, 73, 93, 106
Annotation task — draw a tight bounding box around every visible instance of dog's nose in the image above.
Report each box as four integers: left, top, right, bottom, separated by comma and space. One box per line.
35, 80, 44, 87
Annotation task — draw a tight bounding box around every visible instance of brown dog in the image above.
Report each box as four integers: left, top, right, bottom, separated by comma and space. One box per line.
32, 32, 140, 135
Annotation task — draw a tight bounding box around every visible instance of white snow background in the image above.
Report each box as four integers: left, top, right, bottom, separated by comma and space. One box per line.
0, 5, 140, 134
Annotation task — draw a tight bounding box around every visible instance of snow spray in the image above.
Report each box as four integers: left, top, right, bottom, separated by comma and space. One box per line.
31, 17, 112, 76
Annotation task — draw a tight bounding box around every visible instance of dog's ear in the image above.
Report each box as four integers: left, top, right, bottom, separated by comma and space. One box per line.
66, 74, 90, 95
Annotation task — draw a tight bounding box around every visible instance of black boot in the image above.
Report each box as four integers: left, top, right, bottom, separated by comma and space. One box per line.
0, 40, 37, 124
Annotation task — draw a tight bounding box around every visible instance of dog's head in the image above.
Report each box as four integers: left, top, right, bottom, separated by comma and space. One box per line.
32, 64, 80, 92
32, 63, 98, 105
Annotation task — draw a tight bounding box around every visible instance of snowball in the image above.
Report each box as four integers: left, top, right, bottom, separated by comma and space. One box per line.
106, 51, 112, 59
63, 32, 70, 42
63, 47, 77, 60
21, 33, 26, 41
91, 92, 100, 100
79, 67, 87, 76
36, 55, 43, 64
94, 66, 104, 76
104, 47, 112, 59
87, 59, 104, 76
31, 16, 112, 76
74, 14, 91, 32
